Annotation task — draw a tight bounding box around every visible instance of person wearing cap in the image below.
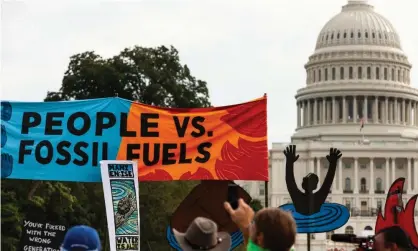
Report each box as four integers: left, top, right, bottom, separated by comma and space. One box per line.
61, 225, 101, 251
224, 198, 297, 251
173, 217, 232, 251
374, 226, 413, 251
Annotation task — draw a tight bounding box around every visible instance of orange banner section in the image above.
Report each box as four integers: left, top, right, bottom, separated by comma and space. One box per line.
116, 96, 268, 181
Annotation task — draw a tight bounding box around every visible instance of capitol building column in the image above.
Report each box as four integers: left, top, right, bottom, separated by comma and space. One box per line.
388, 98, 393, 124
322, 97, 326, 124
373, 96, 378, 123
342, 96, 347, 123
313, 99, 318, 125
297, 102, 301, 128
385, 158, 390, 193
364, 96, 368, 122
316, 158, 321, 181
384, 97, 389, 124
369, 158, 374, 194
414, 101, 417, 125
307, 100, 311, 126
407, 100, 411, 125
338, 158, 343, 193
353, 96, 358, 122
391, 158, 396, 181
309, 158, 315, 173
414, 159, 418, 193
415, 102, 418, 126
354, 158, 359, 193
407, 158, 412, 193
332, 97, 336, 124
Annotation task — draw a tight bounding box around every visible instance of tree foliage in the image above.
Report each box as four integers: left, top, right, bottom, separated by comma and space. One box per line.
1, 45, 210, 251
249, 199, 264, 213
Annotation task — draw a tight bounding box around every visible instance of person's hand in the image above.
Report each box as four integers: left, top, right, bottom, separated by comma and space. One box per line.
326, 148, 342, 164
224, 198, 254, 230
283, 145, 299, 163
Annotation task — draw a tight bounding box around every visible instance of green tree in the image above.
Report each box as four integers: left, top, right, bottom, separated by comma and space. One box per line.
45, 45, 210, 108
1, 45, 210, 251
249, 199, 264, 212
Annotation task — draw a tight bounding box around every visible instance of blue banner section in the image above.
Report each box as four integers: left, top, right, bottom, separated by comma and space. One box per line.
1, 98, 131, 182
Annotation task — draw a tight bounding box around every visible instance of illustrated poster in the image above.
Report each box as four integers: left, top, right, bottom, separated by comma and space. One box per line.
101, 160, 140, 251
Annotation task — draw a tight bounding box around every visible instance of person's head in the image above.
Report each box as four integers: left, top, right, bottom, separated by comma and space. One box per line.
61, 225, 101, 251
374, 226, 411, 251
173, 217, 231, 251
250, 208, 297, 251
302, 173, 319, 193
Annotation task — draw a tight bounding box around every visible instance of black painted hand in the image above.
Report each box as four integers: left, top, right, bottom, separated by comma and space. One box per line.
326, 148, 342, 164
283, 145, 299, 163
1, 153, 13, 178
1, 125, 6, 148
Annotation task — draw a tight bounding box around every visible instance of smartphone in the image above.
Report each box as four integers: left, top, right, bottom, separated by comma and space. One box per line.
227, 183, 239, 210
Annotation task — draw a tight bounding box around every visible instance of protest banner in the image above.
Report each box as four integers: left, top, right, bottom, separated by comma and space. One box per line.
1, 96, 267, 182
100, 160, 140, 251
19, 219, 66, 251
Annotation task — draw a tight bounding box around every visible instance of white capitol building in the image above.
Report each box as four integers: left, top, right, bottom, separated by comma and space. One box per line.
238, 0, 418, 250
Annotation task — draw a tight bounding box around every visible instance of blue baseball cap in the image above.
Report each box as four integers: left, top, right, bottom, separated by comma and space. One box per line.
61, 225, 101, 251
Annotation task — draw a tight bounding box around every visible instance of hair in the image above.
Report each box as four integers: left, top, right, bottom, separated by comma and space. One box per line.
253, 208, 297, 251
377, 226, 412, 250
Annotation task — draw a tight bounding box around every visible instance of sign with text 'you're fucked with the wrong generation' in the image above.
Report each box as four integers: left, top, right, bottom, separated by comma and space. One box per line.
20, 219, 66, 251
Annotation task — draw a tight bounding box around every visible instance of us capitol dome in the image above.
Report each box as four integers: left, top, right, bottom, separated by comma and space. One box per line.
239, 1, 418, 250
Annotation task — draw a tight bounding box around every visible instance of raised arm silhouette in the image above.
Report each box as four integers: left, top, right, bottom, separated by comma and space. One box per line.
283, 145, 342, 215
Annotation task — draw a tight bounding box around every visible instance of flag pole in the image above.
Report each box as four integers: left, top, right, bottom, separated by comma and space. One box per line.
360, 117, 365, 142
264, 181, 269, 207
263, 93, 269, 208
307, 233, 311, 251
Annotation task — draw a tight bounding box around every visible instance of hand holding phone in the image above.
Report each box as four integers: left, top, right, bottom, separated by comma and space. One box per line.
227, 183, 239, 210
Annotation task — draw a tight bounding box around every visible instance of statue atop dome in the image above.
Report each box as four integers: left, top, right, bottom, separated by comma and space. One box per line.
347, 0, 369, 4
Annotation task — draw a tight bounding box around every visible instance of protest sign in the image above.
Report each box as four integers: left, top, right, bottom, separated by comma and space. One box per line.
1, 96, 267, 182
101, 160, 140, 251
20, 219, 66, 251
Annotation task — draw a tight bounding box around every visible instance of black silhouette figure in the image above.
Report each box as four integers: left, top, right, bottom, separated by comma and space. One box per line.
283, 145, 342, 215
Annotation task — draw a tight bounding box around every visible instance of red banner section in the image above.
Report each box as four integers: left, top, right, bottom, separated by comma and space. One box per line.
117, 96, 268, 181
